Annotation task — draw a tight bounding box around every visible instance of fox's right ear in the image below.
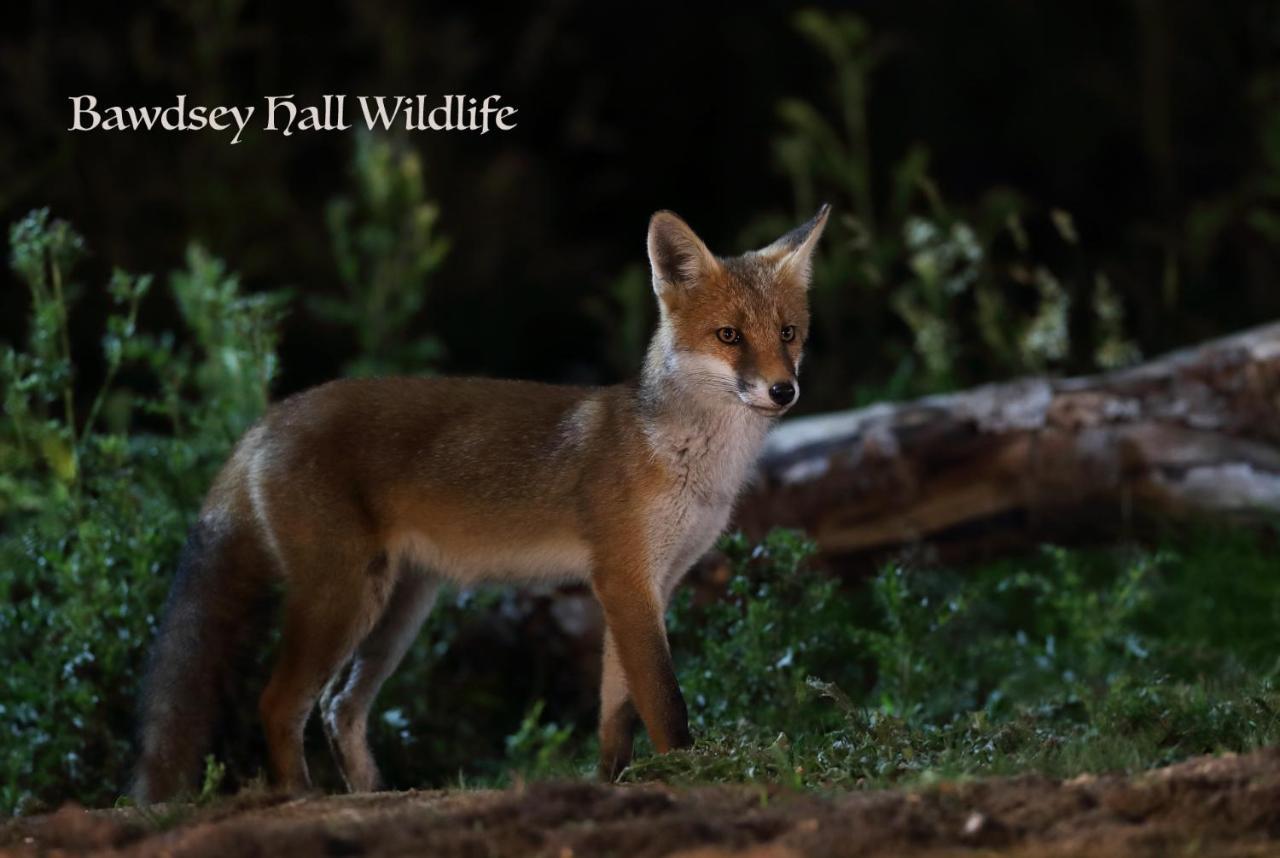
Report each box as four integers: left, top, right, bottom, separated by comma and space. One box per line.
648, 211, 720, 293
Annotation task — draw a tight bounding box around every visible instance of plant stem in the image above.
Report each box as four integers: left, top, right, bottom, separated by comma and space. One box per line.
80, 293, 142, 450
50, 252, 78, 450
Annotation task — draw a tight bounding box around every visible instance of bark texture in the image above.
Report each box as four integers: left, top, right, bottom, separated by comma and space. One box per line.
738, 322, 1280, 560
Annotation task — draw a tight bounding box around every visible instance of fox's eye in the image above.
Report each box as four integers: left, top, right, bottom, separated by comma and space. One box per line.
716, 327, 742, 345
780, 325, 796, 343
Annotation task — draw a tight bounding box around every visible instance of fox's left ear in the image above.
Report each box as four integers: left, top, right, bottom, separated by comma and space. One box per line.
761, 203, 831, 286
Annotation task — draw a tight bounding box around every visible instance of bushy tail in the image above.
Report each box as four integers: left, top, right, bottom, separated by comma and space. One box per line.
131, 519, 272, 803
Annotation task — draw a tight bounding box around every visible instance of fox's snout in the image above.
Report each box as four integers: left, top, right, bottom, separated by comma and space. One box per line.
737, 374, 799, 413
768, 381, 796, 407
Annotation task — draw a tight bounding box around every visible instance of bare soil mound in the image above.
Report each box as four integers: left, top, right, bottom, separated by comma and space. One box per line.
5, 748, 1279, 857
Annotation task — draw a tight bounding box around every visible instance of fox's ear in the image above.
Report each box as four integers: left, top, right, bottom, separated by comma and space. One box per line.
761, 203, 831, 286
648, 210, 720, 292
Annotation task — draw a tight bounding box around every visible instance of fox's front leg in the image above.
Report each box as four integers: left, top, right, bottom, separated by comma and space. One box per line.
592, 558, 692, 779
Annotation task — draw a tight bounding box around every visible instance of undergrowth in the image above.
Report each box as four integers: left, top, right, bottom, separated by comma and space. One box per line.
618, 527, 1280, 788
0, 211, 284, 815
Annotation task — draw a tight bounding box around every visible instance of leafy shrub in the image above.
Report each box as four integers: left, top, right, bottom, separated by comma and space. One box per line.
313, 133, 450, 376
668, 529, 859, 735
0, 211, 284, 814
630, 525, 1280, 787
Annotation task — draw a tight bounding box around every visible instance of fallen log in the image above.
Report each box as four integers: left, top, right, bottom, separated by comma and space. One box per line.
738, 321, 1280, 561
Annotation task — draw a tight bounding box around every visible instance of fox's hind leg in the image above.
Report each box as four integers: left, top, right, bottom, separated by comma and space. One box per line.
258, 546, 395, 793
598, 628, 639, 780
321, 568, 439, 792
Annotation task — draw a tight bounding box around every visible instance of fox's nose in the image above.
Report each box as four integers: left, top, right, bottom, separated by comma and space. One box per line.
768, 381, 796, 406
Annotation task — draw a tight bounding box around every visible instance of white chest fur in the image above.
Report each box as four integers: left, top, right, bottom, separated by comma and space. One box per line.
643, 406, 771, 589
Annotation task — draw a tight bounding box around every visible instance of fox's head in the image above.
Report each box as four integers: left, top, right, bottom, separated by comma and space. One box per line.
643, 205, 829, 416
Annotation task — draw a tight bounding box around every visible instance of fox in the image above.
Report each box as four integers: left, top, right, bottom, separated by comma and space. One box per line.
131, 204, 830, 802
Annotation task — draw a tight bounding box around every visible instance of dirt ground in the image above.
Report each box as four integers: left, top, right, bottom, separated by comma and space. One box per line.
5, 748, 1280, 857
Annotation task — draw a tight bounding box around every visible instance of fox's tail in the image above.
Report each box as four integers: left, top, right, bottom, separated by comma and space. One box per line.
130, 517, 273, 803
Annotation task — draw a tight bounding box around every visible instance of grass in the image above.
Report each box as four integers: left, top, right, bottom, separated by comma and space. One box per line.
601, 527, 1280, 789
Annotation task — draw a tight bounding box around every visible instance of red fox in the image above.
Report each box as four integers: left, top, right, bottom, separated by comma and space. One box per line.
131, 204, 829, 801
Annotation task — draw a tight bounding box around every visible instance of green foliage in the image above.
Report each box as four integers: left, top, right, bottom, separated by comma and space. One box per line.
759, 9, 1141, 402
314, 133, 450, 376
0, 211, 285, 815
166, 246, 287, 441
627, 526, 1280, 788
667, 530, 857, 735
2, 210, 89, 508
503, 700, 576, 781
197, 755, 226, 805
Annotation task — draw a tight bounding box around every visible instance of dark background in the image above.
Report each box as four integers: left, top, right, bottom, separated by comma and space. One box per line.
4, 0, 1280, 404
